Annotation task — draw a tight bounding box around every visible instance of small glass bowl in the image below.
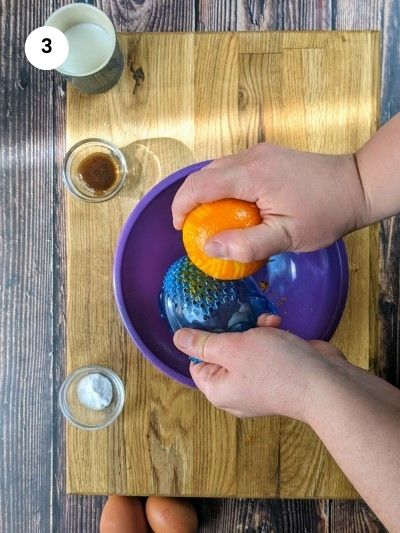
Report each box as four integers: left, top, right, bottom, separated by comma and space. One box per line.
63, 138, 127, 202
59, 365, 125, 430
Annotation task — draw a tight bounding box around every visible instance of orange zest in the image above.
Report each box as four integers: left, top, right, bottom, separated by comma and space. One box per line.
182, 198, 266, 280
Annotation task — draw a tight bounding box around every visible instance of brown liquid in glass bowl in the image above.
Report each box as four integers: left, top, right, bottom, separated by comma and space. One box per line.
78, 152, 119, 195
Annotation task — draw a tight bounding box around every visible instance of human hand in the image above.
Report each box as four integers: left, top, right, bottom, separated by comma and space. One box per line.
172, 143, 369, 261
173, 316, 348, 421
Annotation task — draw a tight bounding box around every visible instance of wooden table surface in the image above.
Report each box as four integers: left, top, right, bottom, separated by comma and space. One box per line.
1, 1, 399, 531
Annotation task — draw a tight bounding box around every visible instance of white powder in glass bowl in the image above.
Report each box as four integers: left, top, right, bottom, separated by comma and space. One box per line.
77, 373, 113, 411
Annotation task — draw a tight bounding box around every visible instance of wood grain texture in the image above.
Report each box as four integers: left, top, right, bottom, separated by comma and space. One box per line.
95, 0, 195, 32
198, 0, 334, 31
0, 1, 58, 531
195, 498, 385, 532
238, 1, 333, 31
2, 0, 398, 530
197, 498, 330, 532
328, 500, 387, 532
66, 31, 379, 499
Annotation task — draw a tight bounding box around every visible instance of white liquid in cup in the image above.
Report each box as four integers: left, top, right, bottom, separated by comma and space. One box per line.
61, 23, 112, 76
45, 4, 117, 78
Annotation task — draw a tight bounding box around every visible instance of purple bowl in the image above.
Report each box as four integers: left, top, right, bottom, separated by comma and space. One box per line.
114, 161, 349, 388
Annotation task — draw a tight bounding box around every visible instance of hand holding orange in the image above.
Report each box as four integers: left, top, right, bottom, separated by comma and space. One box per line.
182, 198, 266, 280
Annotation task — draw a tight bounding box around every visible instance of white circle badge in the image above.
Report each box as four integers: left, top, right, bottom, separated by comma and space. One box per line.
25, 26, 69, 71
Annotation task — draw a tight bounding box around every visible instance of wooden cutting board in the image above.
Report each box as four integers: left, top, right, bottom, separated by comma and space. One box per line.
66, 31, 380, 497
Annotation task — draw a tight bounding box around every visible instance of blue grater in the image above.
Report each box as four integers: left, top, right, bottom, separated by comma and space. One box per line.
159, 256, 277, 363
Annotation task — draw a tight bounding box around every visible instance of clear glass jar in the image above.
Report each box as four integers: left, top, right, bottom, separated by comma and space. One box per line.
63, 138, 127, 202
59, 365, 125, 430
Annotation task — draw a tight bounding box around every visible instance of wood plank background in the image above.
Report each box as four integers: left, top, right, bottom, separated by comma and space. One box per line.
1, 0, 399, 531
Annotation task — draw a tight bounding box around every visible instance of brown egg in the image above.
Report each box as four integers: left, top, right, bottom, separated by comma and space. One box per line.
145, 496, 198, 533
100, 496, 148, 533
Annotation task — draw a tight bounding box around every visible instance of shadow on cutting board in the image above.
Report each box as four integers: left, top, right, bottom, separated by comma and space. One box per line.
120, 137, 195, 201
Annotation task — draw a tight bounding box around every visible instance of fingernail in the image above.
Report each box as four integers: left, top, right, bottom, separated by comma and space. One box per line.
175, 329, 194, 349
190, 357, 202, 364
204, 240, 226, 258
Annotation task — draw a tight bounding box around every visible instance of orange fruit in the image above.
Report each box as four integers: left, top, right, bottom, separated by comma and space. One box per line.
182, 198, 266, 280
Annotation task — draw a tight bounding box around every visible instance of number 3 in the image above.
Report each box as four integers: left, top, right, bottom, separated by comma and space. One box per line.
41, 38, 52, 53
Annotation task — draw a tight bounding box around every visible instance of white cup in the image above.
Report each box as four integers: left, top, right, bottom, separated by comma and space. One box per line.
45, 2, 123, 93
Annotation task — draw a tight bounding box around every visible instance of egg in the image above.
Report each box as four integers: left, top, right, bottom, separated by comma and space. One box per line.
145, 496, 198, 533
100, 496, 148, 533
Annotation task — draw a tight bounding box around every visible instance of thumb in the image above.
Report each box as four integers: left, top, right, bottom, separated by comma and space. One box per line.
204, 222, 292, 262
173, 328, 228, 365
173, 328, 230, 395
